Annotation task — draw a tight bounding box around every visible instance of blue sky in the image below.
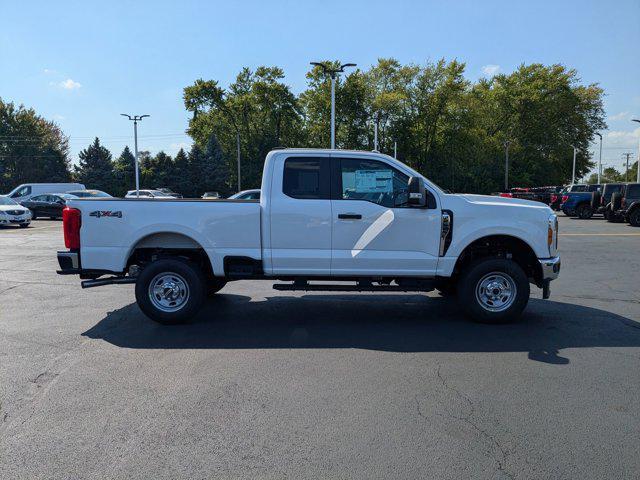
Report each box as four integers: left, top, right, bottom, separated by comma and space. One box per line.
1, 0, 639, 175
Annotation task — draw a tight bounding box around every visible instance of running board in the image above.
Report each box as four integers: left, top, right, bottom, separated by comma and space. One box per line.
273, 281, 434, 293
81, 277, 136, 289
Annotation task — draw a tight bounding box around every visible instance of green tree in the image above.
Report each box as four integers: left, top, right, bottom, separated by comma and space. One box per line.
203, 133, 230, 194
74, 138, 115, 193
113, 146, 135, 196
170, 148, 190, 196
0, 98, 71, 192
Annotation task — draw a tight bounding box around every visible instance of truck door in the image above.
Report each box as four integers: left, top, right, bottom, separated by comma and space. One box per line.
330, 156, 441, 276
269, 155, 332, 275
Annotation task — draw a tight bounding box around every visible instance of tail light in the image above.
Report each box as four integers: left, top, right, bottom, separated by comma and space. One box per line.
600, 195, 604, 205
63, 207, 81, 249
561, 195, 569, 203
622, 198, 626, 208
551, 194, 557, 203
500, 193, 513, 198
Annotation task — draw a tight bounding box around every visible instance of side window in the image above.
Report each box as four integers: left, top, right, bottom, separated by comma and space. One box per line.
627, 185, 640, 198
283, 157, 330, 199
11, 186, 31, 198
31, 195, 45, 202
338, 158, 409, 208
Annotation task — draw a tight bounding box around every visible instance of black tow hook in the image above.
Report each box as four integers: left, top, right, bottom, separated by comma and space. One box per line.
81, 277, 136, 289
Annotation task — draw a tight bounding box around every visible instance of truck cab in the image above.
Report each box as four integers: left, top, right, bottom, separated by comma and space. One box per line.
57, 149, 560, 325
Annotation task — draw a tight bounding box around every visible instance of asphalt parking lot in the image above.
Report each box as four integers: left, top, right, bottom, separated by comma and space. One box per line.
1, 216, 639, 479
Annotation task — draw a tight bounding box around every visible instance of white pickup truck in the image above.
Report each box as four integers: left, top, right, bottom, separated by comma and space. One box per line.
57, 148, 560, 324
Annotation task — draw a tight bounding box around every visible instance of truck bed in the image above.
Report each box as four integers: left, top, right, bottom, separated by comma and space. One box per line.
68, 198, 262, 275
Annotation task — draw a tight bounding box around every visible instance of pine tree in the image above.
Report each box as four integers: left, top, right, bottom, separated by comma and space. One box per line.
203, 133, 230, 195
74, 138, 115, 193
113, 146, 135, 196
172, 148, 190, 197
187, 144, 206, 197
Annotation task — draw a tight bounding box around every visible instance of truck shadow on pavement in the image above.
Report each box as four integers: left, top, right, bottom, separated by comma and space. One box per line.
83, 293, 640, 364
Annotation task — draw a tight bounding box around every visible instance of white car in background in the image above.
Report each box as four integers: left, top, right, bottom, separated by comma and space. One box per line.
124, 190, 177, 199
2, 183, 85, 203
228, 189, 261, 200
0, 196, 32, 228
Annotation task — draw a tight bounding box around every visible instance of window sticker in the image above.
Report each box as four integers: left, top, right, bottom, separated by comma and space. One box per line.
354, 170, 393, 193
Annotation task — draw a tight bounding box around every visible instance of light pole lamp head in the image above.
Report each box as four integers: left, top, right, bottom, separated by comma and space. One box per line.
595, 132, 602, 140
632, 119, 640, 124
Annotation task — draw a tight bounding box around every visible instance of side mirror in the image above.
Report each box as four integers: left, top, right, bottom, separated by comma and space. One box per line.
408, 176, 426, 207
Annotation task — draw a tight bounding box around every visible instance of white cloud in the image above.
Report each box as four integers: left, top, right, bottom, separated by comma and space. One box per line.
58, 78, 82, 90
43, 68, 56, 74
608, 111, 630, 121
481, 64, 500, 76
53, 114, 65, 121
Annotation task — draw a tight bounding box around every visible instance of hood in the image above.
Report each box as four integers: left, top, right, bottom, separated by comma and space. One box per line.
454, 193, 551, 210
0, 204, 29, 213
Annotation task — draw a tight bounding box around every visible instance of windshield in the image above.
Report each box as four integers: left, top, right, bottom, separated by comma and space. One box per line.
0, 196, 18, 206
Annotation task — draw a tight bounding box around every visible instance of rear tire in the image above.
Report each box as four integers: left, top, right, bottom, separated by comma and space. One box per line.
457, 258, 530, 324
135, 258, 206, 325
577, 204, 593, 219
30, 211, 37, 220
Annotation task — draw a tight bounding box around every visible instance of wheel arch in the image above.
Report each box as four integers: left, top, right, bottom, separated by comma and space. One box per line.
125, 231, 216, 278
451, 234, 542, 286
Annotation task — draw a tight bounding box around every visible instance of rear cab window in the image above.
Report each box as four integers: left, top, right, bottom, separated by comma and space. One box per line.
283, 157, 330, 199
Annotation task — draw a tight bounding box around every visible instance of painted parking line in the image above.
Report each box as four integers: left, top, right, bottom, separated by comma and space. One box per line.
560, 233, 640, 236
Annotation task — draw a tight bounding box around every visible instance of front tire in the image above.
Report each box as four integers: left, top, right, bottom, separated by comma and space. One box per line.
19, 223, 29, 228
457, 258, 530, 324
629, 209, 640, 227
135, 258, 206, 324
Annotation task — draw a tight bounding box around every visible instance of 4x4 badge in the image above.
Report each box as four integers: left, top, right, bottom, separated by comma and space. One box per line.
89, 210, 122, 218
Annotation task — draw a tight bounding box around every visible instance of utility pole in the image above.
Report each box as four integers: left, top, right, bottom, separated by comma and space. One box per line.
633, 119, 640, 183
504, 141, 511, 190
571, 145, 577, 185
236, 131, 241, 192
310, 61, 357, 149
595, 132, 602, 184
394, 141, 397, 159
623, 152, 634, 182
120, 114, 150, 197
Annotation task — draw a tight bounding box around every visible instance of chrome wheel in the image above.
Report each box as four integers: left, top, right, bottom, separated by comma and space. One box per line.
475, 272, 517, 312
148, 272, 190, 312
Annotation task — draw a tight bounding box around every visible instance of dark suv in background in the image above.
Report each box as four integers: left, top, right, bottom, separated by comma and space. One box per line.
613, 183, 640, 226
594, 183, 624, 220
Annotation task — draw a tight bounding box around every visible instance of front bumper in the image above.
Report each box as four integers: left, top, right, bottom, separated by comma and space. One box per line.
539, 256, 561, 281
0, 214, 31, 225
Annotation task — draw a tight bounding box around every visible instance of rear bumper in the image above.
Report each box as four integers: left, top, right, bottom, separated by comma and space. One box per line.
57, 251, 79, 271
539, 256, 561, 281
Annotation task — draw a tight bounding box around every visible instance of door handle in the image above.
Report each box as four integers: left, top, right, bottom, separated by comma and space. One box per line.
338, 213, 362, 220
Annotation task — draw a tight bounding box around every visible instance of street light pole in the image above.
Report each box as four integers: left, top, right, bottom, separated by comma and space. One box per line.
595, 132, 602, 184
504, 141, 511, 191
571, 145, 577, 185
121, 114, 150, 198
374, 113, 379, 152
236, 131, 241, 191
310, 61, 356, 149
633, 119, 640, 183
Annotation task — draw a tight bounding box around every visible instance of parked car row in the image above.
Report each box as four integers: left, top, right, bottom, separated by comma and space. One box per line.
495, 182, 640, 227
